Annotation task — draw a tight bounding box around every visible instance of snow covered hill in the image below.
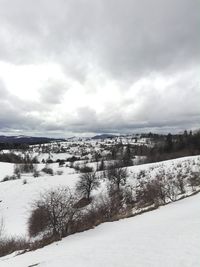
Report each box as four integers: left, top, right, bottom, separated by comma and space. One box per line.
1, 192, 200, 267
0, 155, 200, 237
0, 163, 79, 236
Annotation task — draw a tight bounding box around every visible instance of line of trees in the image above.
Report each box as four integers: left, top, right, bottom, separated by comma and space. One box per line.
147, 130, 200, 162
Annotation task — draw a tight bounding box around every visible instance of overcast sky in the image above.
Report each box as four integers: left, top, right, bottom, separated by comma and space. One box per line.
0, 0, 199, 137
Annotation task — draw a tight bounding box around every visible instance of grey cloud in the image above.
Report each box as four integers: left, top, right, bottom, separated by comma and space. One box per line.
98, 0, 200, 77
0, 0, 199, 78
0, 70, 200, 136
39, 81, 68, 104
0, 0, 199, 136
0, 80, 42, 132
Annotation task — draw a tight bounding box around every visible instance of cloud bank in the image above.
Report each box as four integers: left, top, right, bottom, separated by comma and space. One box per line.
0, 0, 199, 136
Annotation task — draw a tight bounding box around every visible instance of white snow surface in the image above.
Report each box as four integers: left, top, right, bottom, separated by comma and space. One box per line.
1, 192, 200, 267
0, 164, 79, 236
0, 162, 14, 178
0, 155, 200, 236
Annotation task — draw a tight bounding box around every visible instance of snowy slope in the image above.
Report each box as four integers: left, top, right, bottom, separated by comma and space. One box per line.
0, 164, 79, 236
1, 193, 200, 267
0, 162, 14, 179
0, 155, 200, 237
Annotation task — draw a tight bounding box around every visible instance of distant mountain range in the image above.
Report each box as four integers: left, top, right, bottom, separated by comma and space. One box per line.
0, 133, 119, 144
0, 135, 65, 144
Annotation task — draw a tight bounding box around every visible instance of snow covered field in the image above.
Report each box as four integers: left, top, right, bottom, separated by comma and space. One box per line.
1, 192, 200, 267
0, 164, 79, 236
0, 163, 14, 178
0, 155, 200, 237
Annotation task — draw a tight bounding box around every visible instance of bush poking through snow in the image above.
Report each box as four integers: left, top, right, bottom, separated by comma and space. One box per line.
188, 172, 200, 190
14, 163, 37, 174
1, 175, 19, 182
74, 163, 93, 173
33, 170, 40, 178
28, 187, 79, 238
0, 236, 29, 257
28, 205, 49, 237
13, 166, 21, 179
56, 170, 63, 176
23, 179, 27, 185
41, 167, 54, 175
174, 171, 186, 194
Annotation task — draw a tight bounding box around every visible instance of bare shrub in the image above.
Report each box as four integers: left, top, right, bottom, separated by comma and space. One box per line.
15, 163, 37, 174
107, 185, 125, 218
97, 159, 106, 171
188, 172, 200, 190
1, 176, 10, 182
71, 196, 111, 233
136, 178, 166, 207
164, 178, 178, 202
137, 170, 147, 180
1, 175, 19, 182
56, 170, 63, 176
13, 165, 21, 179
28, 187, 78, 238
33, 169, 40, 178
74, 197, 91, 209
58, 160, 65, 167
23, 179, 27, 185
29, 234, 58, 251
0, 153, 24, 163
0, 217, 29, 257
28, 205, 49, 237
122, 185, 136, 208
174, 171, 186, 194
73, 162, 80, 172
0, 236, 29, 257
74, 163, 93, 173
41, 167, 54, 175
46, 159, 54, 164
79, 165, 93, 173
136, 169, 185, 208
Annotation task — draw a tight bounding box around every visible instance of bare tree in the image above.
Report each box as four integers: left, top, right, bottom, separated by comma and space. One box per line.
106, 163, 128, 191
165, 179, 178, 202
136, 177, 168, 207
98, 159, 105, 171
175, 171, 185, 194
122, 144, 133, 167
28, 187, 78, 238
188, 172, 200, 190
76, 172, 100, 200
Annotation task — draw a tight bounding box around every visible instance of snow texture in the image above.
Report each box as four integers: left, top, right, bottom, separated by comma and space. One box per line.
1, 193, 200, 267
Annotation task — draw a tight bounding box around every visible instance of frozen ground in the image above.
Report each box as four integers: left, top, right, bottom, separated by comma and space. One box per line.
1, 192, 200, 267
